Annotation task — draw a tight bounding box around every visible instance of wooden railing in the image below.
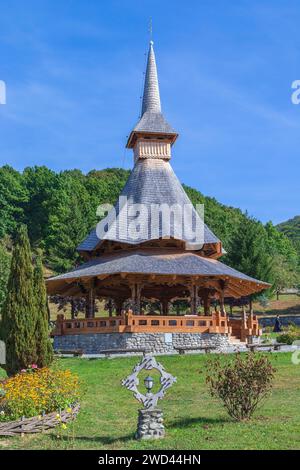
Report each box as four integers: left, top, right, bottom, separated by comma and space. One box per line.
228, 315, 261, 341
53, 311, 232, 336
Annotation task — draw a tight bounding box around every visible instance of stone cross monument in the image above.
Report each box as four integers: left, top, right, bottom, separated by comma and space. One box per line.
122, 353, 177, 440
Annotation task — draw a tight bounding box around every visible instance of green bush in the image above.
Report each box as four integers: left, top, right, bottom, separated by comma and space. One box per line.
206, 353, 276, 421
277, 333, 300, 345
277, 325, 300, 344
263, 326, 273, 334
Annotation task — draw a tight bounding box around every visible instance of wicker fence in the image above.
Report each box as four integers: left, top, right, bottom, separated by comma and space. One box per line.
0, 403, 80, 437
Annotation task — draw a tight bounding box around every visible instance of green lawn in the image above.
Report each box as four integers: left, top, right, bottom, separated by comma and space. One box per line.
1, 353, 300, 450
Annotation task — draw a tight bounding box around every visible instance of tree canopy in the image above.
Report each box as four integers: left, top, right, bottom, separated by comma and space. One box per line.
0, 165, 298, 295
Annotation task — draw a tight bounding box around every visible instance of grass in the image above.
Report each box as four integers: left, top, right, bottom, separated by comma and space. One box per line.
1, 353, 300, 450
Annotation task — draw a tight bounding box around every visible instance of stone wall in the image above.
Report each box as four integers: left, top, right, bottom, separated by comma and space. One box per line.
259, 316, 300, 328
53, 332, 230, 354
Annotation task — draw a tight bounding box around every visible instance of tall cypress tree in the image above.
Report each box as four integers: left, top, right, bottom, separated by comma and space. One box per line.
34, 254, 53, 367
0, 225, 37, 375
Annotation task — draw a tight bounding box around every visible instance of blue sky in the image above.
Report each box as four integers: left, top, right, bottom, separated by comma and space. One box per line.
0, 0, 299, 225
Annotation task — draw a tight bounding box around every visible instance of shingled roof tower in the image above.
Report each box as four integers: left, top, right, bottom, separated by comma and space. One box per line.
48, 41, 269, 351
77, 41, 220, 255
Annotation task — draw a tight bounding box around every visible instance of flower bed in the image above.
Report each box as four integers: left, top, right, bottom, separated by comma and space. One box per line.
0, 365, 81, 435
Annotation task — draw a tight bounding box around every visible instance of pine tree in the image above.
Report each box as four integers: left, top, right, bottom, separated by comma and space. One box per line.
34, 254, 53, 367
0, 225, 37, 375
225, 215, 274, 297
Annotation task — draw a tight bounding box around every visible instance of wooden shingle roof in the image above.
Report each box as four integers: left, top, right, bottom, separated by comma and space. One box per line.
78, 159, 220, 252
47, 249, 270, 296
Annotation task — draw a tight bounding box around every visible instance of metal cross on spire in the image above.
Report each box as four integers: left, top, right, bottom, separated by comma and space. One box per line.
149, 17, 153, 43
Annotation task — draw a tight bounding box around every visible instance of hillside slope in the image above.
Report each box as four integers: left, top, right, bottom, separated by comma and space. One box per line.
277, 215, 300, 254
0, 166, 298, 292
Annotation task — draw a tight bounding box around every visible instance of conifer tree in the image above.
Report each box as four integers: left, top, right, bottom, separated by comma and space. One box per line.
34, 254, 53, 367
0, 225, 37, 375
225, 215, 274, 296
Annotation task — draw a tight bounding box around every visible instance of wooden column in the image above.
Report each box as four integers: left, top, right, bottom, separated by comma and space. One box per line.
203, 290, 211, 316
114, 298, 124, 316
130, 283, 142, 315
85, 285, 95, 319
248, 298, 254, 332
71, 299, 76, 320
107, 299, 113, 317
242, 305, 247, 328
219, 290, 226, 315
161, 298, 169, 316
189, 285, 198, 315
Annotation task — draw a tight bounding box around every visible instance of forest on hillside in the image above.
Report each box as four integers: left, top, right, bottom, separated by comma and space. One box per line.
277, 216, 300, 256
0, 164, 299, 310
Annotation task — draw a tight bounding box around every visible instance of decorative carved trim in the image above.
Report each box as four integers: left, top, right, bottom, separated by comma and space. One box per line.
134, 139, 171, 162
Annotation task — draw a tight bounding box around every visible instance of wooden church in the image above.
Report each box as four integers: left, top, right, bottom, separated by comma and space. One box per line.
47, 41, 269, 354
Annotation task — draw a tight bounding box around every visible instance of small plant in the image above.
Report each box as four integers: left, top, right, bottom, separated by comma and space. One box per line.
277, 324, 300, 345
206, 353, 276, 421
263, 326, 273, 334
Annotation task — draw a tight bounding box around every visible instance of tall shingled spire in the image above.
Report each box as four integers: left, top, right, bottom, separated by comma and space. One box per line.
141, 41, 161, 115
126, 40, 178, 149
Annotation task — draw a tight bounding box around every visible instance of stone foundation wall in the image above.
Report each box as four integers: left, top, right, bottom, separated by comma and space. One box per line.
259, 316, 300, 328
53, 332, 230, 354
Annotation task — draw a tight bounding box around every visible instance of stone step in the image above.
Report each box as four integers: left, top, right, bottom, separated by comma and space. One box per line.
229, 335, 244, 345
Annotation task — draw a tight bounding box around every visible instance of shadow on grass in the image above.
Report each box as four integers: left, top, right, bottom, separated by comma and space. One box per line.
50, 433, 135, 445
169, 416, 230, 429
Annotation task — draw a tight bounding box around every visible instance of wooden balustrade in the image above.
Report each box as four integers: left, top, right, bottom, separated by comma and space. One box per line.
53, 311, 232, 336
228, 314, 261, 341
53, 311, 261, 340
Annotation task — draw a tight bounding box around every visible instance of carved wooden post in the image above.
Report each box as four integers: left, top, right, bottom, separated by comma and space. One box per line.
203, 290, 211, 316
219, 290, 226, 316
136, 284, 142, 315
71, 299, 76, 319
108, 299, 113, 317
248, 298, 254, 338
115, 298, 124, 316
161, 298, 169, 316
85, 284, 95, 319
56, 314, 64, 335
241, 304, 247, 341
130, 283, 142, 315
189, 285, 198, 315
242, 305, 247, 328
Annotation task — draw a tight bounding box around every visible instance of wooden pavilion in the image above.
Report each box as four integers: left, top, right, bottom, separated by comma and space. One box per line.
47, 41, 269, 349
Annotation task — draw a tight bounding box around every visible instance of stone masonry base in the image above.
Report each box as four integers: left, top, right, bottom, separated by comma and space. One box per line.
136, 409, 165, 440
53, 332, 230, 354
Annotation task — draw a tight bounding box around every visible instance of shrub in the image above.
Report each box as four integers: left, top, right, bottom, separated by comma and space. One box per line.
206, 353, 276, 421
263, 326, 273, 334
0, 365, 80, 422
277, 333, 299, 345
277, 325, 300, 344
